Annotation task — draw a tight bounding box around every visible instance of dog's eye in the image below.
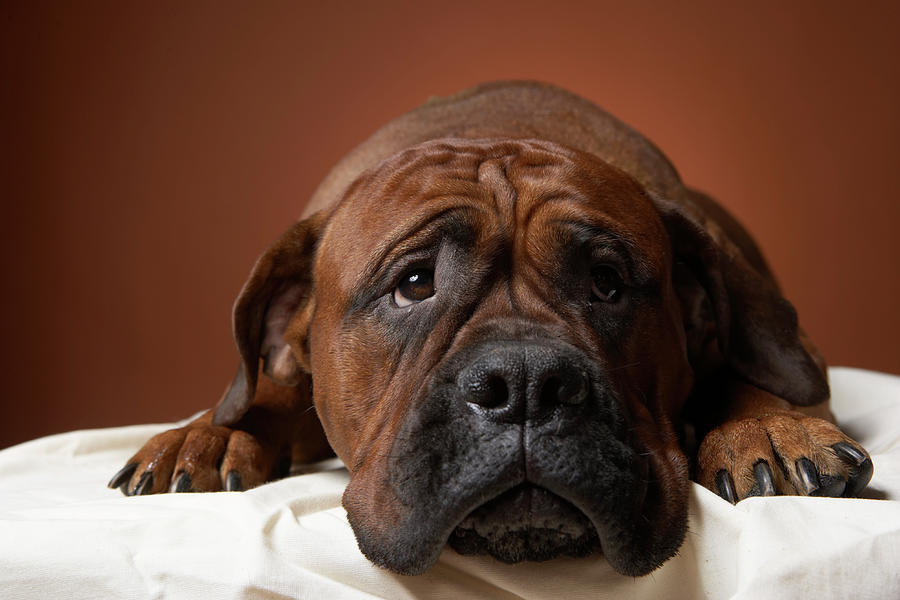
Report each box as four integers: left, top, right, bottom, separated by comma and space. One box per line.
591, 265, 622, 303
394, 269, 435, 307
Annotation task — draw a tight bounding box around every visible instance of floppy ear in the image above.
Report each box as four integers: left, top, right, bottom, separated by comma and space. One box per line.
653, 194, 829, 406
211, 212, 325, 426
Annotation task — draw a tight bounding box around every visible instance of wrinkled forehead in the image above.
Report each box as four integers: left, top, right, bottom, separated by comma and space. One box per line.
317, 138, 668, 290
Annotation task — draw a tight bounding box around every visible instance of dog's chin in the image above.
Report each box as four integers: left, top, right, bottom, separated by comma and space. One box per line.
448, 484, 600, 563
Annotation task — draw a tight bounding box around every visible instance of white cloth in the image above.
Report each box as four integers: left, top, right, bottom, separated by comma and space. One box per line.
1, 367, 898, 599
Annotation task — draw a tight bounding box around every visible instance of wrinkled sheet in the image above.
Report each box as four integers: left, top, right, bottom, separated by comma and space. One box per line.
1, 367, 899, 599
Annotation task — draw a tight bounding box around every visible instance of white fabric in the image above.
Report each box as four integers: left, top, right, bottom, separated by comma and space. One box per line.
1, 367, 899, 599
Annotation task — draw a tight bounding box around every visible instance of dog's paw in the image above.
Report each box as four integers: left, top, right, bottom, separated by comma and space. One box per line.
108, 422, 290, 496
696, 412, 873, 503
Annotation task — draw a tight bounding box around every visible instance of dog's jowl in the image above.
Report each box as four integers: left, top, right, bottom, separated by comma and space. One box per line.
109, 82, 873, 576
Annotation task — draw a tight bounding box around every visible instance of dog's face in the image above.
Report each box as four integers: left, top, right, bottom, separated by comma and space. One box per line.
220, 135, 823, 576
293, 139, 694, 575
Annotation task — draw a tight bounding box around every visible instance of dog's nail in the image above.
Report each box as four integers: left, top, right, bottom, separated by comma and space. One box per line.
133, 472, 154, 496
225, 471, 243, 492
108, 463, 137, 490
811, 474, 846, 498
844, 459, 874, 497
753, 461, 776, 496
843, 459, 874, 498
831, 442, 873, 497
170, 472, 193, 493
832, 442, 866, 466
715, 469, 737, 504
796, 458, 820, 495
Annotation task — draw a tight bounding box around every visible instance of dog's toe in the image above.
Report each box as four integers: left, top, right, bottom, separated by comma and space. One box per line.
110, 421, 289, 496
111, 427, 189, 495
169, 427, 231, 492
219, 429, 283, 491
697, 412, 873, 503
697, 418, 790, 502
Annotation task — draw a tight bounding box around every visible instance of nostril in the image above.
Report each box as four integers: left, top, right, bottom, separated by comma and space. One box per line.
540, 377, 563, 407
465, 374, 509, 409
541, 372, 588, 407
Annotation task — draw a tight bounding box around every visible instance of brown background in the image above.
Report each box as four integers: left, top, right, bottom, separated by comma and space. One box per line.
2, 1, 899, 449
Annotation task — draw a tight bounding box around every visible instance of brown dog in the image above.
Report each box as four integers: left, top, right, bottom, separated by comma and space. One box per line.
109, 81, 873, 576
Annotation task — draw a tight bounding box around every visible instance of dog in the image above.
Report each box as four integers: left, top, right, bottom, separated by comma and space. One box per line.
109, 81, 873, 576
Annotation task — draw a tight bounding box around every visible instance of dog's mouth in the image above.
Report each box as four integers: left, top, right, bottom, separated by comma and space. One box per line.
448, 483, 600, 563
344, 336, 689, 577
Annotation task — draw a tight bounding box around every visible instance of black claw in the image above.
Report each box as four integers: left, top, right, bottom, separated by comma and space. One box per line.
832, 442, 866, 465
715, 469, 737, 503
846, 462, 874, 497
811, 474, 846, 497
170, 472, 193, 493
833, 442, 874, 497
796, 458, 820, 495
108, 463, 137, 491
753, 461, 776, 496
225, 471, 243, 492
845, 458, 874, 498
133, 471, 154, 496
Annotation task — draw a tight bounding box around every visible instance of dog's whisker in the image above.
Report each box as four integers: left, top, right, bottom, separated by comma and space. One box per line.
608, 361, 642, 372
297, 404, 317, 417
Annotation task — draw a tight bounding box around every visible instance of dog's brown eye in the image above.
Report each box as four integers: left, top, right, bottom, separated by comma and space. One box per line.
394, 269, 435, 307
591, 265, 622, 303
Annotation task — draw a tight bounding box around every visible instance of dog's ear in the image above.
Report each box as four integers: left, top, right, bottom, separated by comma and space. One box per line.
652, 194, 828, 406
211, 212, 325, 426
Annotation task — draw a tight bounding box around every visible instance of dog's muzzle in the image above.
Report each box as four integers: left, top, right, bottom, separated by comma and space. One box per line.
343, 337, 680, 576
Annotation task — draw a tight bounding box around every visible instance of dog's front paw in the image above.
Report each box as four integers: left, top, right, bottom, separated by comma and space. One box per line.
697, 412, 873, 503
108, 419, 289, 496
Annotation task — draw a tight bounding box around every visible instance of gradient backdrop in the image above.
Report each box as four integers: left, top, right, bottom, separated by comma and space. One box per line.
2, 1, 899, 449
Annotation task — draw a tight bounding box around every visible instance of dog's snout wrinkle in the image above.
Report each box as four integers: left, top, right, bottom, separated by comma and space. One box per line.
457, 342, 589, 423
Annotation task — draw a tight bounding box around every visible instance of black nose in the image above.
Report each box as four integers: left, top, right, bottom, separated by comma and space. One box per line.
456, 341, 589, 423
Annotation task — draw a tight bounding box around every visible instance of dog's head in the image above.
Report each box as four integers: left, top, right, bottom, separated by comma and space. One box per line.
212, 138, 826, 575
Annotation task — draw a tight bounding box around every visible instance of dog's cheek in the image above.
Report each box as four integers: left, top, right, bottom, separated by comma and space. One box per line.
305, 315, 357, 463
636, 284, 694, 419
307, 307, 408, 464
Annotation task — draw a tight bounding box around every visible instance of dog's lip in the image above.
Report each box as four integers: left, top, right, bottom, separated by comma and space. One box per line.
453, 482, 597, 536
448, 482, 602, 562
346, 435, 669, 576
445, 452, 651, 558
